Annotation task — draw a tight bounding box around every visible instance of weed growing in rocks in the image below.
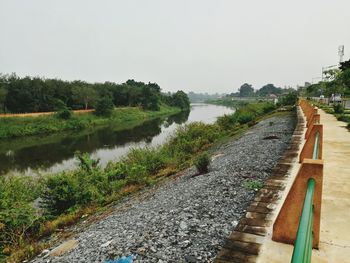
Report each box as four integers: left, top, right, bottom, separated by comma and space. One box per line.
194, 152, 211, 174
243, 180, 263, 190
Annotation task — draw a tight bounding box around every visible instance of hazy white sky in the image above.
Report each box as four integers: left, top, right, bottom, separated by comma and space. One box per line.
0, 0, 349, 93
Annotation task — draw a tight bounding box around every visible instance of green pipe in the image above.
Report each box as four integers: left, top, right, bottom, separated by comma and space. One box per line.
312, 132, 320, 160
291, 178, 315, 263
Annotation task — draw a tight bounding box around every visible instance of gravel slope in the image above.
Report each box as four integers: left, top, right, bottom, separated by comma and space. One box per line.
32, 113, 296, 263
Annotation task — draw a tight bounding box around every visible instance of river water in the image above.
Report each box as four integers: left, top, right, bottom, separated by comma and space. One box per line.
0, 104, 234, 176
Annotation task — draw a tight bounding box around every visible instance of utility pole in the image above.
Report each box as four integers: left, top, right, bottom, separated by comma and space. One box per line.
338, 45, 345, 63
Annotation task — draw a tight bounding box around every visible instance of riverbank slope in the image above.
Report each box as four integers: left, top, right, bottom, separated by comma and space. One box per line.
30, 112, 296, 263
0, 105, 181, 139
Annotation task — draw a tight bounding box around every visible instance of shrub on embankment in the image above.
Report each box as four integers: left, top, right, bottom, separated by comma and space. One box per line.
217, 102, 276, 129
0, 101, 278, 262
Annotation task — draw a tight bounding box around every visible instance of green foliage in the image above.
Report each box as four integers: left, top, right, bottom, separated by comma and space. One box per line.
72, 85, 97, 110
0, 176, 42, 253
41, 172, 81, 215
336, 114, 350, 128
243, 180, 263, 190
141, 86, 160, 111
76, 152, 100, 172
125, 147, 166, 174
166, 122, 222, 166
0, 74, 185, 113
279, 91, 298, 106
95, 97, 114, 116
40, 154, 108, 215
333, 103, 344, 114
304, 67, 350, 98
239, 83, 254, 97
217, 102, 276, 129
256, 83, 282, 96
216, 113, 237, 130
0, 87, 7, 113
0, 105, 180, 139
56, 108, 72, 120
236, 111, 255, 124
167, 90, 190, 110
194, 152, 210, 173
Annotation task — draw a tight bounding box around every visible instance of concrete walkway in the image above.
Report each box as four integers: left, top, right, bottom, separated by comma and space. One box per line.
257, 110, 350, 263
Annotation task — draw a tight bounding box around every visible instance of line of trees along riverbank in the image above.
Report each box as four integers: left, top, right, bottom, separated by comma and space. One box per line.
0, 74, 190, 113
0, 74, 190, 139
0, 101, 295, 262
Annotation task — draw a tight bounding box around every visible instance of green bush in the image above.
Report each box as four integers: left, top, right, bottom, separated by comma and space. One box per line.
333, 103, 344, 114
262, 103, 277, 113
0, 176, 42, 252
56, 108, 72, 120
40, 154, 108, 215
105, 162, 128, 181
124, 164, 151, 186
125, 147, 166, 174
217, 102, 276, 129
194, 152, 210, 173
236, 110, 255, 124
40, 173, 80, 215
166, 122, 221, 166
95, 97, 114, 116
217, 114, 237, 129
279, 92, 298, 106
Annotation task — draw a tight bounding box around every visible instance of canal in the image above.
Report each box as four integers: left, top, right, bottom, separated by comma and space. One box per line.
0, 103, 234, 176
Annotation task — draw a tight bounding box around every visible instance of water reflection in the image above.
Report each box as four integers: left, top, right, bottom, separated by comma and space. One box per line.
0, 104, 232, 175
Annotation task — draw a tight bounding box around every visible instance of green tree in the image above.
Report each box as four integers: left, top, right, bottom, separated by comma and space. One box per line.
238, 83, 254, 97
72, 83, 97, 109
171, 91, 190, 110
256, 84, 282, 96
0, 87, 7, 113
141, 86, 160, 110
95, 96, 114, 116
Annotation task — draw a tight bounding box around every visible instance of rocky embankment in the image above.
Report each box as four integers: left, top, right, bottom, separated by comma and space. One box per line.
31, 113, 296, 263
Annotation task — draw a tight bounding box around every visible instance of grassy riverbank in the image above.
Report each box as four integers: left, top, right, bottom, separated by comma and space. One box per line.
0, 102, 282, 262
0, 105, 181, 139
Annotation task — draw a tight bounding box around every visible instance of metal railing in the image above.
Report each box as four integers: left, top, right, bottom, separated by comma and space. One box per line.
291, 131, 320, 263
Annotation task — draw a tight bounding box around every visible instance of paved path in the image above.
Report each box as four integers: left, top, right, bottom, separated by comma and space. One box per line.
313, 109, 350, 262
257, 109, 350, 263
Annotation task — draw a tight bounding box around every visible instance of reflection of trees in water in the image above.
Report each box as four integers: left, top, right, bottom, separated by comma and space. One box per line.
0, 118, 165, 175
167, 110, 190, 125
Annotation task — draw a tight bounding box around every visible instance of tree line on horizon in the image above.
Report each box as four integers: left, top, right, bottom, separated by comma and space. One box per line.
231, 83, 296, 98
0, 74, 190, 114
